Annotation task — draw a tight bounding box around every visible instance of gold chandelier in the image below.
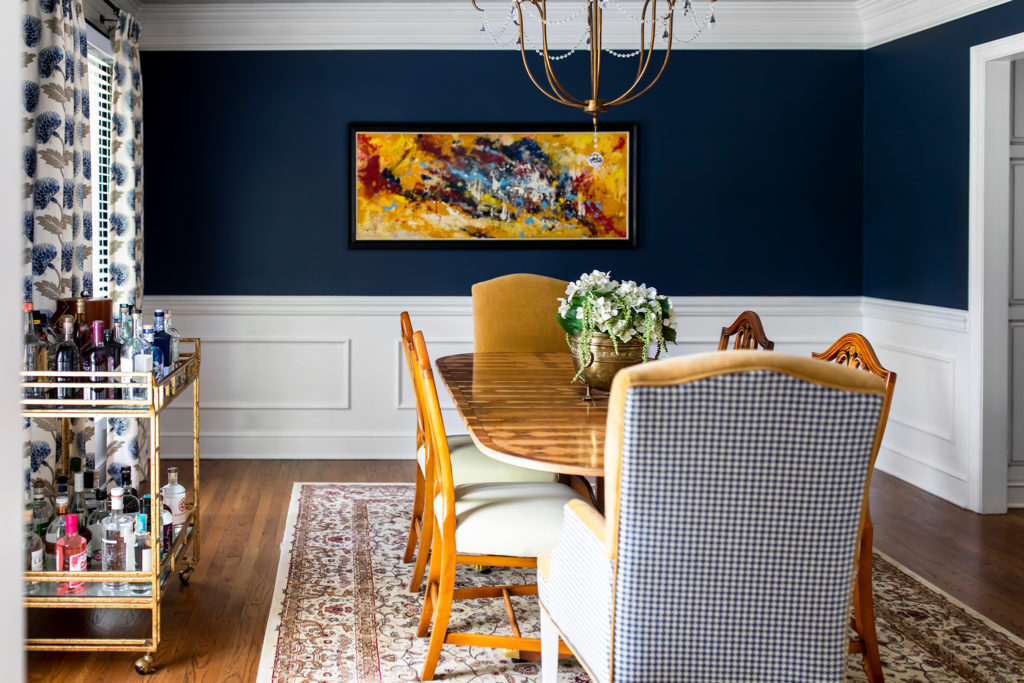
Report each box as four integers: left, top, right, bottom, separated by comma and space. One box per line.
472, 0, 718, 165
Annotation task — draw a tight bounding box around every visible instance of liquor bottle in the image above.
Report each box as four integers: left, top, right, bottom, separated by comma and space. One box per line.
56, 514, 87, 595
102, 329, 122, 400
43, 495, 69, 570
24, 509, 43, 594
83, 470, 97, 512
151, 493, 172, 554
119, 466, 141, 515
161, 467, 187, 539
152, 310, 172, 372
141, 325, 165, 379
116, 304, 131, 347
132, 513, 152, 594
22, 302, 49, 399
69, 472, 92, 548
30, 482, 54, 538
120, 312, 153, 400
74, 298, 90, 349
101, 487, 135, 592
86, 486, 107, 569
81, 320, 113, 403
54, 315, 81, 400
164, 309, 181, 366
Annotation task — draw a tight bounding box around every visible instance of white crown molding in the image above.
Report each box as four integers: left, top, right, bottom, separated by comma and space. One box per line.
858, 0, 1009, 49
136, 0, 1011, 52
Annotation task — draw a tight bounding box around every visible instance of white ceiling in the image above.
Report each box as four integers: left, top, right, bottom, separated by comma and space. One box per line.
131, 0, 1011, 51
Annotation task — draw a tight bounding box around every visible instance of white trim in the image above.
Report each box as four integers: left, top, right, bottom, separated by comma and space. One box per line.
967, 33, 1024, 514
861, 296, 969, 332
137, 0, 1006, 52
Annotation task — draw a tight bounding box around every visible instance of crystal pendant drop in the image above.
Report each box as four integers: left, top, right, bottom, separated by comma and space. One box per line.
588, 151, 604, 168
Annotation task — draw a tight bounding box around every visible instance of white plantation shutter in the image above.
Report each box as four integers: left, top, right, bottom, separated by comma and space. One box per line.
88, 45, 112, 298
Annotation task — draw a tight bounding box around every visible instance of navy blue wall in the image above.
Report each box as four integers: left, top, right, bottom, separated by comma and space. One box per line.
863, 2, 1024, 310
143, 49, 863, 296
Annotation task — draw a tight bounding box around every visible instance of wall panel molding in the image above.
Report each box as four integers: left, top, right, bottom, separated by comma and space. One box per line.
137, 0, 1008, 52
146, 294, 973, 508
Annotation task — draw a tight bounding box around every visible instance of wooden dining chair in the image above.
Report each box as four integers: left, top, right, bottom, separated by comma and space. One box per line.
399, 313, 557, 593
413, 331, 580, 681
472, 273, 569, 353
813, 333, 896, 683
718, 310, 775, 351
537, 351, 890, 683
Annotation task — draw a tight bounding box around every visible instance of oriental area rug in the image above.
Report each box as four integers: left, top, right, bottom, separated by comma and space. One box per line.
256, 483, 1024, 682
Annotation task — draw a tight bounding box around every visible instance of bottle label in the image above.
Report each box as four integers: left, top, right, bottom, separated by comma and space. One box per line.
67, 549, 86, 591
30, 548, 42, 571
134, 355, 153, 373
139, 544, 152, 572
164, 492, 187, 526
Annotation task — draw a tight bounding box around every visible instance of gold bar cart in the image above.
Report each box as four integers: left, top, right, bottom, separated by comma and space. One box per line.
20, 338, 201, 675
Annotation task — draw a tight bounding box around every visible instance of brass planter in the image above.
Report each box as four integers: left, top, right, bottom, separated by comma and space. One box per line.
571, 332, 645, 397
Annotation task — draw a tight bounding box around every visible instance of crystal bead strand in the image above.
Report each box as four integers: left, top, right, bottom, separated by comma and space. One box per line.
587, 120, 604, 169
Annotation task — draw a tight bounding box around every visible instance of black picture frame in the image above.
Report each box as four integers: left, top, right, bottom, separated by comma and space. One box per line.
348, 122, 638, 249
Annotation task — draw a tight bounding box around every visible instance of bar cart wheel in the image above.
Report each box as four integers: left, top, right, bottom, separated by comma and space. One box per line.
134, 653, 156, 675
178, 567, 194, 585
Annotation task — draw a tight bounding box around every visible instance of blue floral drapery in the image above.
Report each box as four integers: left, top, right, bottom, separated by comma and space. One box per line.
105, 10, 146, 489
21, 0, 94, 491
108, 10, 143, 310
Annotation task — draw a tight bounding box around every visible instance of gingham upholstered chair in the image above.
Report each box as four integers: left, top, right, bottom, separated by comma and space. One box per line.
538, 351, 889, 683
399, 313, 557, 593
413, 331, 580, 681
472, 273, 569, 353
813, 333, 896, 683
718, 310, 775, 350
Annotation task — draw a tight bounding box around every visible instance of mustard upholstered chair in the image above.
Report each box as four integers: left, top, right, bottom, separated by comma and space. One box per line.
813, 333, 896, 683
538, 351, 889, 683
399, 313, 557, 593
472, 273, 569, 353
718, 310, 775, 351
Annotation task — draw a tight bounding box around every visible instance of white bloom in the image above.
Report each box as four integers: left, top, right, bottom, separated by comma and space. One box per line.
557, 298, 571, 318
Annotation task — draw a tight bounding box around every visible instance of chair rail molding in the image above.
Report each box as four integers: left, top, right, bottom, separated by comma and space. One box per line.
145, 294, 975, 509
136, 0, 1008, 52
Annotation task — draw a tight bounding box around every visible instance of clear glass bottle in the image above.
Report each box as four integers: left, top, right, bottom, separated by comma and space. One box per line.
161, 467, 187, 539
22, 302, 49, 399
24, 509, 43, 594
164, 309, 181, 366
120, 312, 153, 400
54, 315, 81, 400
30, 482, 54, 539
141, 325, 165, 380
56, 513, 88, 595
86, 486, 108, 570
116, 304, 131, 347
69, 472, 92, 548
156, 494, 172, 554
118, 466, 141, 516
43, 495, 69, 571
132, 513, 152, 594
152, 310, 172, 374
101, 487, 135, 592
74, 298, 90, 350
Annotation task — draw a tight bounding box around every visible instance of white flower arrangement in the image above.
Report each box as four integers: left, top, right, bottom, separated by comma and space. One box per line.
557, 270, 676, 378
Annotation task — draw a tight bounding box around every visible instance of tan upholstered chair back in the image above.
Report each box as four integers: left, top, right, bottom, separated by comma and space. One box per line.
472, 273, 569, 353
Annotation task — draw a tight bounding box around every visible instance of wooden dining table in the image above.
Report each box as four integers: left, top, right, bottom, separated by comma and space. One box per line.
434, 352, 608, 477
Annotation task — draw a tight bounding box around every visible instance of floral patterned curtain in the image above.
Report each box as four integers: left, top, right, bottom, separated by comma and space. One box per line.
21, 0, 94, 491
108, 10, 142, 310
104, 10, 146, 490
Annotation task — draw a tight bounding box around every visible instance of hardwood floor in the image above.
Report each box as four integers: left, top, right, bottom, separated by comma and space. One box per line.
25, 462, 1024, 682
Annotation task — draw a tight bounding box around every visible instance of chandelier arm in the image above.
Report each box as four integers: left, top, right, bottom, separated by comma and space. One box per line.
604, 0, 661, 107
631, 0, 655, 81
517, 2, 582, 107
607, 13, 674, 107
532, 1, 587, 106
590, 1, 602, 105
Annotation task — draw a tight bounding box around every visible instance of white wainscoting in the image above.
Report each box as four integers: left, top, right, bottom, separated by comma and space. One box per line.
146, 294, 973, 507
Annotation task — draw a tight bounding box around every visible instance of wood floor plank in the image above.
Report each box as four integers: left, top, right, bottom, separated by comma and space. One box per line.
24, 461, 1024, 681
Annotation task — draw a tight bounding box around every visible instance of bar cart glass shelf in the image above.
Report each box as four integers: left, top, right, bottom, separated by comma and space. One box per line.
20, 338, 201, 675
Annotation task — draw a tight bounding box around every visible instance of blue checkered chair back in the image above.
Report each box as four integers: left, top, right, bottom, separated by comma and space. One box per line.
613, 370, 882, 682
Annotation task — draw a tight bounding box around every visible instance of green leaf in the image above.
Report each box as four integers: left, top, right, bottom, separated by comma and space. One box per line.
35, 418, 59, 435
23, 117, 34, 133
40, 83, 66, 103
109, 239, 123, 256
35, 280, 61, 302
37, 215, 63, 237
23, 53, 35, 68
60, 277, 72, 293
24, 182, 33, 200
110, 188, 123, 207
44, 18, 60, 36
24, 247, 32, 265
662, 327, 677, 343
38, 149, 64, 170
105, 440, 123, 460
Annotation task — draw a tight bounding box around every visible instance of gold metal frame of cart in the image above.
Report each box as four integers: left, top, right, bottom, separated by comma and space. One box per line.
20, 338, 201, 675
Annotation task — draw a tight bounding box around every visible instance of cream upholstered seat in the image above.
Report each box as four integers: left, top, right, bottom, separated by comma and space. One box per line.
400, 312, 556, 594
472, 273, 569, 353
433, 481, 583, 558
412, 331, 578, 681
416, 436, 557, 486
538, 351, 890, 683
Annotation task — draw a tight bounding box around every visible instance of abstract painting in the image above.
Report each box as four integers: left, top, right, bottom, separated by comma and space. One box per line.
349, 124, 636, 247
